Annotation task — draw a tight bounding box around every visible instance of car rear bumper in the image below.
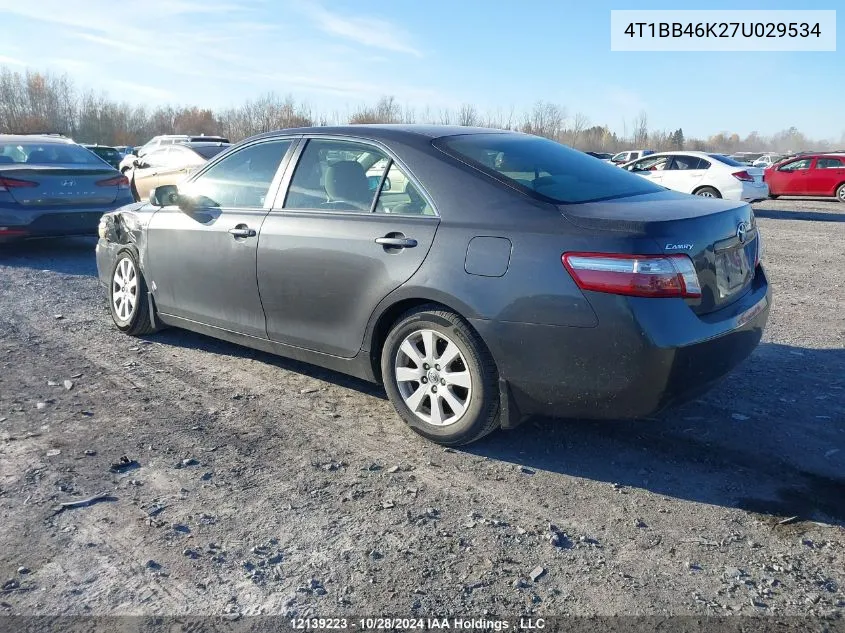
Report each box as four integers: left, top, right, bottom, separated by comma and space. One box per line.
739, 181, 769, 202
471, 265, 771, 420
0, 204, 129, 242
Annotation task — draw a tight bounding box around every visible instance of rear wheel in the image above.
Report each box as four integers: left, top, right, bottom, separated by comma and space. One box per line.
836, 183, 845, 203
109, 250, 156, 336
768, 194, 779, 199
694, 186, 721, 198
381, 306, 500, 446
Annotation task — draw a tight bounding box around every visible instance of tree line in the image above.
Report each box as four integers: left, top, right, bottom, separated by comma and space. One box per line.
0, 67, 840, 154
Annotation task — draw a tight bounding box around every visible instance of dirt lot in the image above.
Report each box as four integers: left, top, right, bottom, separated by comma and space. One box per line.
0, 197, 843, 619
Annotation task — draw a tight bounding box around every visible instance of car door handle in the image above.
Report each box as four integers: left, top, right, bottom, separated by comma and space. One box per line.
375, 236, 417, 248
229, 226, 256, 238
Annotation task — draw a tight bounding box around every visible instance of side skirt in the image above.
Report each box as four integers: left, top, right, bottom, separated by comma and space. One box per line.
156, 313, 378, 383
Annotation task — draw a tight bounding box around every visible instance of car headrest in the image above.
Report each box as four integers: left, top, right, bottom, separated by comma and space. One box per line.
324, 161, 369, 205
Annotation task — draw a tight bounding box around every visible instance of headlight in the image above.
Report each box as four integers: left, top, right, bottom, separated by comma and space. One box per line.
97, 219, 108, 239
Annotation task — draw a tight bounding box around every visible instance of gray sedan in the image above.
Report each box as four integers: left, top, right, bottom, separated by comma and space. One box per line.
95, 125, 771, 445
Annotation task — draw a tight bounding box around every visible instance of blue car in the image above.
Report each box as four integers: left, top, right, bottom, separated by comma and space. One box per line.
0, 134, 134, 242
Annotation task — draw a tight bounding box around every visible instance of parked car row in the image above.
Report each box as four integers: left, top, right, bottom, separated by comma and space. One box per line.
620, 151, 769, 203
583, 146, 845, 203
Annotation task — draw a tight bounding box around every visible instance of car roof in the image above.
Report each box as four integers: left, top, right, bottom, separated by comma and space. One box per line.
640, 151, 720, 159
249, 124, 515, 143
180, 141, 231, 148
0, 134, 74, 144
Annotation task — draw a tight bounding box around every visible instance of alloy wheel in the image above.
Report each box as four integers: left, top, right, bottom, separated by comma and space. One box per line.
112, 257, 138, 322
394, 329, 472, 426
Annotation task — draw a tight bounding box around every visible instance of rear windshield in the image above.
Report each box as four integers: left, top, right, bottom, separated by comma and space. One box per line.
0, 142, 105, 165
709, 154, 746, 167
192, 145, 230, 159
434, 134, 664, 203
91, 147, 120, 159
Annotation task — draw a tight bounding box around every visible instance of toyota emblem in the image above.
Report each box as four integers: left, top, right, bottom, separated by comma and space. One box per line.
736, 221, 751, 244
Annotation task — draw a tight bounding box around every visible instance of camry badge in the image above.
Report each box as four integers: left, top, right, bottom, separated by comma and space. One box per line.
736, 221, 751, 243
665, 243, 693, 250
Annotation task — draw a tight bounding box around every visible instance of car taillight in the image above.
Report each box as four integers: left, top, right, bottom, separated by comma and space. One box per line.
96, 175, 130, 189
732, 171, 754, 182
562, 252, 702, 298
0, 176, 38, 191
755, 232, 764, 266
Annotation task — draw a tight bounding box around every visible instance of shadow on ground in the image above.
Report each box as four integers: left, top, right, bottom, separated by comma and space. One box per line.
464, 343, 845, 526
0, 236, 99, 276
147, 320, 845, 526
151, 327, 388, 400
754, 208, 845, 223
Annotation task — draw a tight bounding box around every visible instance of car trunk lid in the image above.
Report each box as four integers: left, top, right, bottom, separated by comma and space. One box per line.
0, 165, 120, 206
560, 191, 759, 314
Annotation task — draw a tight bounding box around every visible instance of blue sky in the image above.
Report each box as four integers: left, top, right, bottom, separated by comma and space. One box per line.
0, 0, 841, 140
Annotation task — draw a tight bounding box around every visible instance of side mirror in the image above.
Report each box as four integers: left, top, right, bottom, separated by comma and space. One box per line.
150, 184, 179, 207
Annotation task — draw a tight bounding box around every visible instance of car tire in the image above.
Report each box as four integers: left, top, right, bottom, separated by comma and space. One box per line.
109, 249, 156, 336
694, 186, 721, 198
768, 194, 779, 199
381, 305, 500, 446
836, 183, 845, 203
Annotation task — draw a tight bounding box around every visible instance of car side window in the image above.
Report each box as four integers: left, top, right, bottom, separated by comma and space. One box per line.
179, 139, 292, 209
630, 156, 668, 172
372, 161, 435, 216
817, 158, 843, 169
669, 156, 708, 170
780, 158, 812, 171
284, 139, 388, 212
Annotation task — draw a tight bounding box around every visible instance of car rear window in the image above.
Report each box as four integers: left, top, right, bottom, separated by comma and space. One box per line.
434, 134, 664, 203
192, 145, 230, 159
708, 154, 746, 167
92, 147, 120, 160
0, 142, 106, 165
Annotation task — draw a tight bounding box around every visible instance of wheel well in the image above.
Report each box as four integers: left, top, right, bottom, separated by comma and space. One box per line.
692, 185, 719, 195
368, 298, 463, 383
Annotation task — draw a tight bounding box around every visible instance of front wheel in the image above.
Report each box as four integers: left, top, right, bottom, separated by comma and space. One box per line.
836, 183, 845, 203
109, 250, 156, 336
381, 306, 500, 446
694, 186, 721, 198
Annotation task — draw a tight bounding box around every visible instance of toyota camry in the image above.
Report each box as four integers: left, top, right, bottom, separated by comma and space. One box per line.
95, 125, 770, 445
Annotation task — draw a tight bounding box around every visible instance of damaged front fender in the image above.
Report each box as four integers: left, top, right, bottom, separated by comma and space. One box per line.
95, 201, 154, 287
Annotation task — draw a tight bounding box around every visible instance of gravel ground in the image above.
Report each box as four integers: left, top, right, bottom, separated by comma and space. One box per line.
0, 197, 843, 618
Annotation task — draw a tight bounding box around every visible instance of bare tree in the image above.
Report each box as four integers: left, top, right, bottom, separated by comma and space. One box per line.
457, 104, 479, 127
632, 110, 648, 147
0, 64, 838, 153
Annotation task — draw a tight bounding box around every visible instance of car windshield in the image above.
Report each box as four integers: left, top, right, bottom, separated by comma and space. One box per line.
0, 142, 106, 165
192, 145, 230, 159
708, 154, 746, 167
435, 134, 664, 203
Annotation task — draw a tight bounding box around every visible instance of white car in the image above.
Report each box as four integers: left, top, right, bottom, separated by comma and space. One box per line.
752, 154, 782, 169
621, 151, 769, 202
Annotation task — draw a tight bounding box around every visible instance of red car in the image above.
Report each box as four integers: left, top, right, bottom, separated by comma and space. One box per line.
764, 154, 845, 202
